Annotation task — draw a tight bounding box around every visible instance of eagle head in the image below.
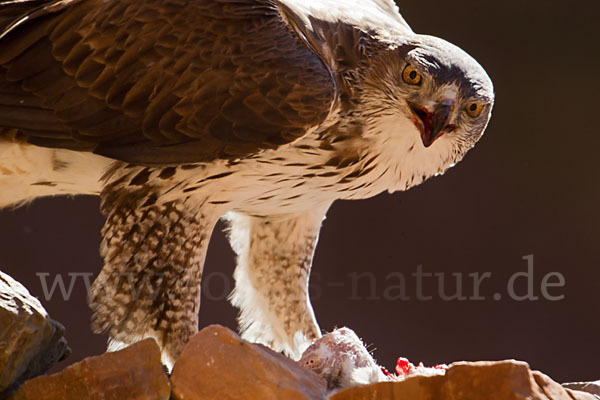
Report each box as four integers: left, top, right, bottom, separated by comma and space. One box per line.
361, 34, 495, 191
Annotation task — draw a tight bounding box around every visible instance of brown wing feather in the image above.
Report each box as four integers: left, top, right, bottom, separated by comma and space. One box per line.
0, 0, 337, 165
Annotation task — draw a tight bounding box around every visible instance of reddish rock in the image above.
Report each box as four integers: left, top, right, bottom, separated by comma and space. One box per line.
563, 382, 600, 397
0, 271, 69, 392
532, 371, 598, 400
328, 375, 444, 400
8, 339, 170, 400
171, 325, 327, 400
330, 360, 597, 400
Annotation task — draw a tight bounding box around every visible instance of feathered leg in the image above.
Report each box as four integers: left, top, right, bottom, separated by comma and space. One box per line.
89, 170, 220, 369
227, 205, 330, 359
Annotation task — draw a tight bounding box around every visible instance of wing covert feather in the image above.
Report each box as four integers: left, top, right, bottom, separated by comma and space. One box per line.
0, 0, 337, 165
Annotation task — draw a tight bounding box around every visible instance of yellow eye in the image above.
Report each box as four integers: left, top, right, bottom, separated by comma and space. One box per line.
402, 64, 422, 85
465, 102, 484, 118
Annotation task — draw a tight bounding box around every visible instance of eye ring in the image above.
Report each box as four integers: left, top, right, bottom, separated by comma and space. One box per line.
402, 64, 422, 85
465, 102, 484, 118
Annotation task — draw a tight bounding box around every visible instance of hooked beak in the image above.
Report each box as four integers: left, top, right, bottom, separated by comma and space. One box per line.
408, 100, 455, 148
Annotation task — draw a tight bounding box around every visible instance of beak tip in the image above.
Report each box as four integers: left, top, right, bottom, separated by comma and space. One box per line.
420, 136, 433, 148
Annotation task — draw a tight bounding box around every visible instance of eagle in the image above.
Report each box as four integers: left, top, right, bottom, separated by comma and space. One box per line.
0, 0, 494, 368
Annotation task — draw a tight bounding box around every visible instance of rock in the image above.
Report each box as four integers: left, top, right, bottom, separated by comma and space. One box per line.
299, 327, 388, 390
0, 271, 70, 392
8, 338, 170, 400
563, 382, 600, 397
170, 325, 327, 400
329, 360, 598, 400
532, 372, 599, 400
328, 375, 443, 399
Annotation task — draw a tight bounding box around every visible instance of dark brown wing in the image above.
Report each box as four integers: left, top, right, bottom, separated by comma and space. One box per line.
0, 0, 337, 165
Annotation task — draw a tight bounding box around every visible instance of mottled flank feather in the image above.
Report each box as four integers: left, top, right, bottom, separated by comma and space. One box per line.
92, 191, 217, 369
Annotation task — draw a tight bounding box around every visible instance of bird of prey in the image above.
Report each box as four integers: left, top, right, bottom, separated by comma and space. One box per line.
0, 0, 494, 368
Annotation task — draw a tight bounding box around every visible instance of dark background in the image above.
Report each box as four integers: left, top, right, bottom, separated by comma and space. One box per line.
1, 0, 598, 382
